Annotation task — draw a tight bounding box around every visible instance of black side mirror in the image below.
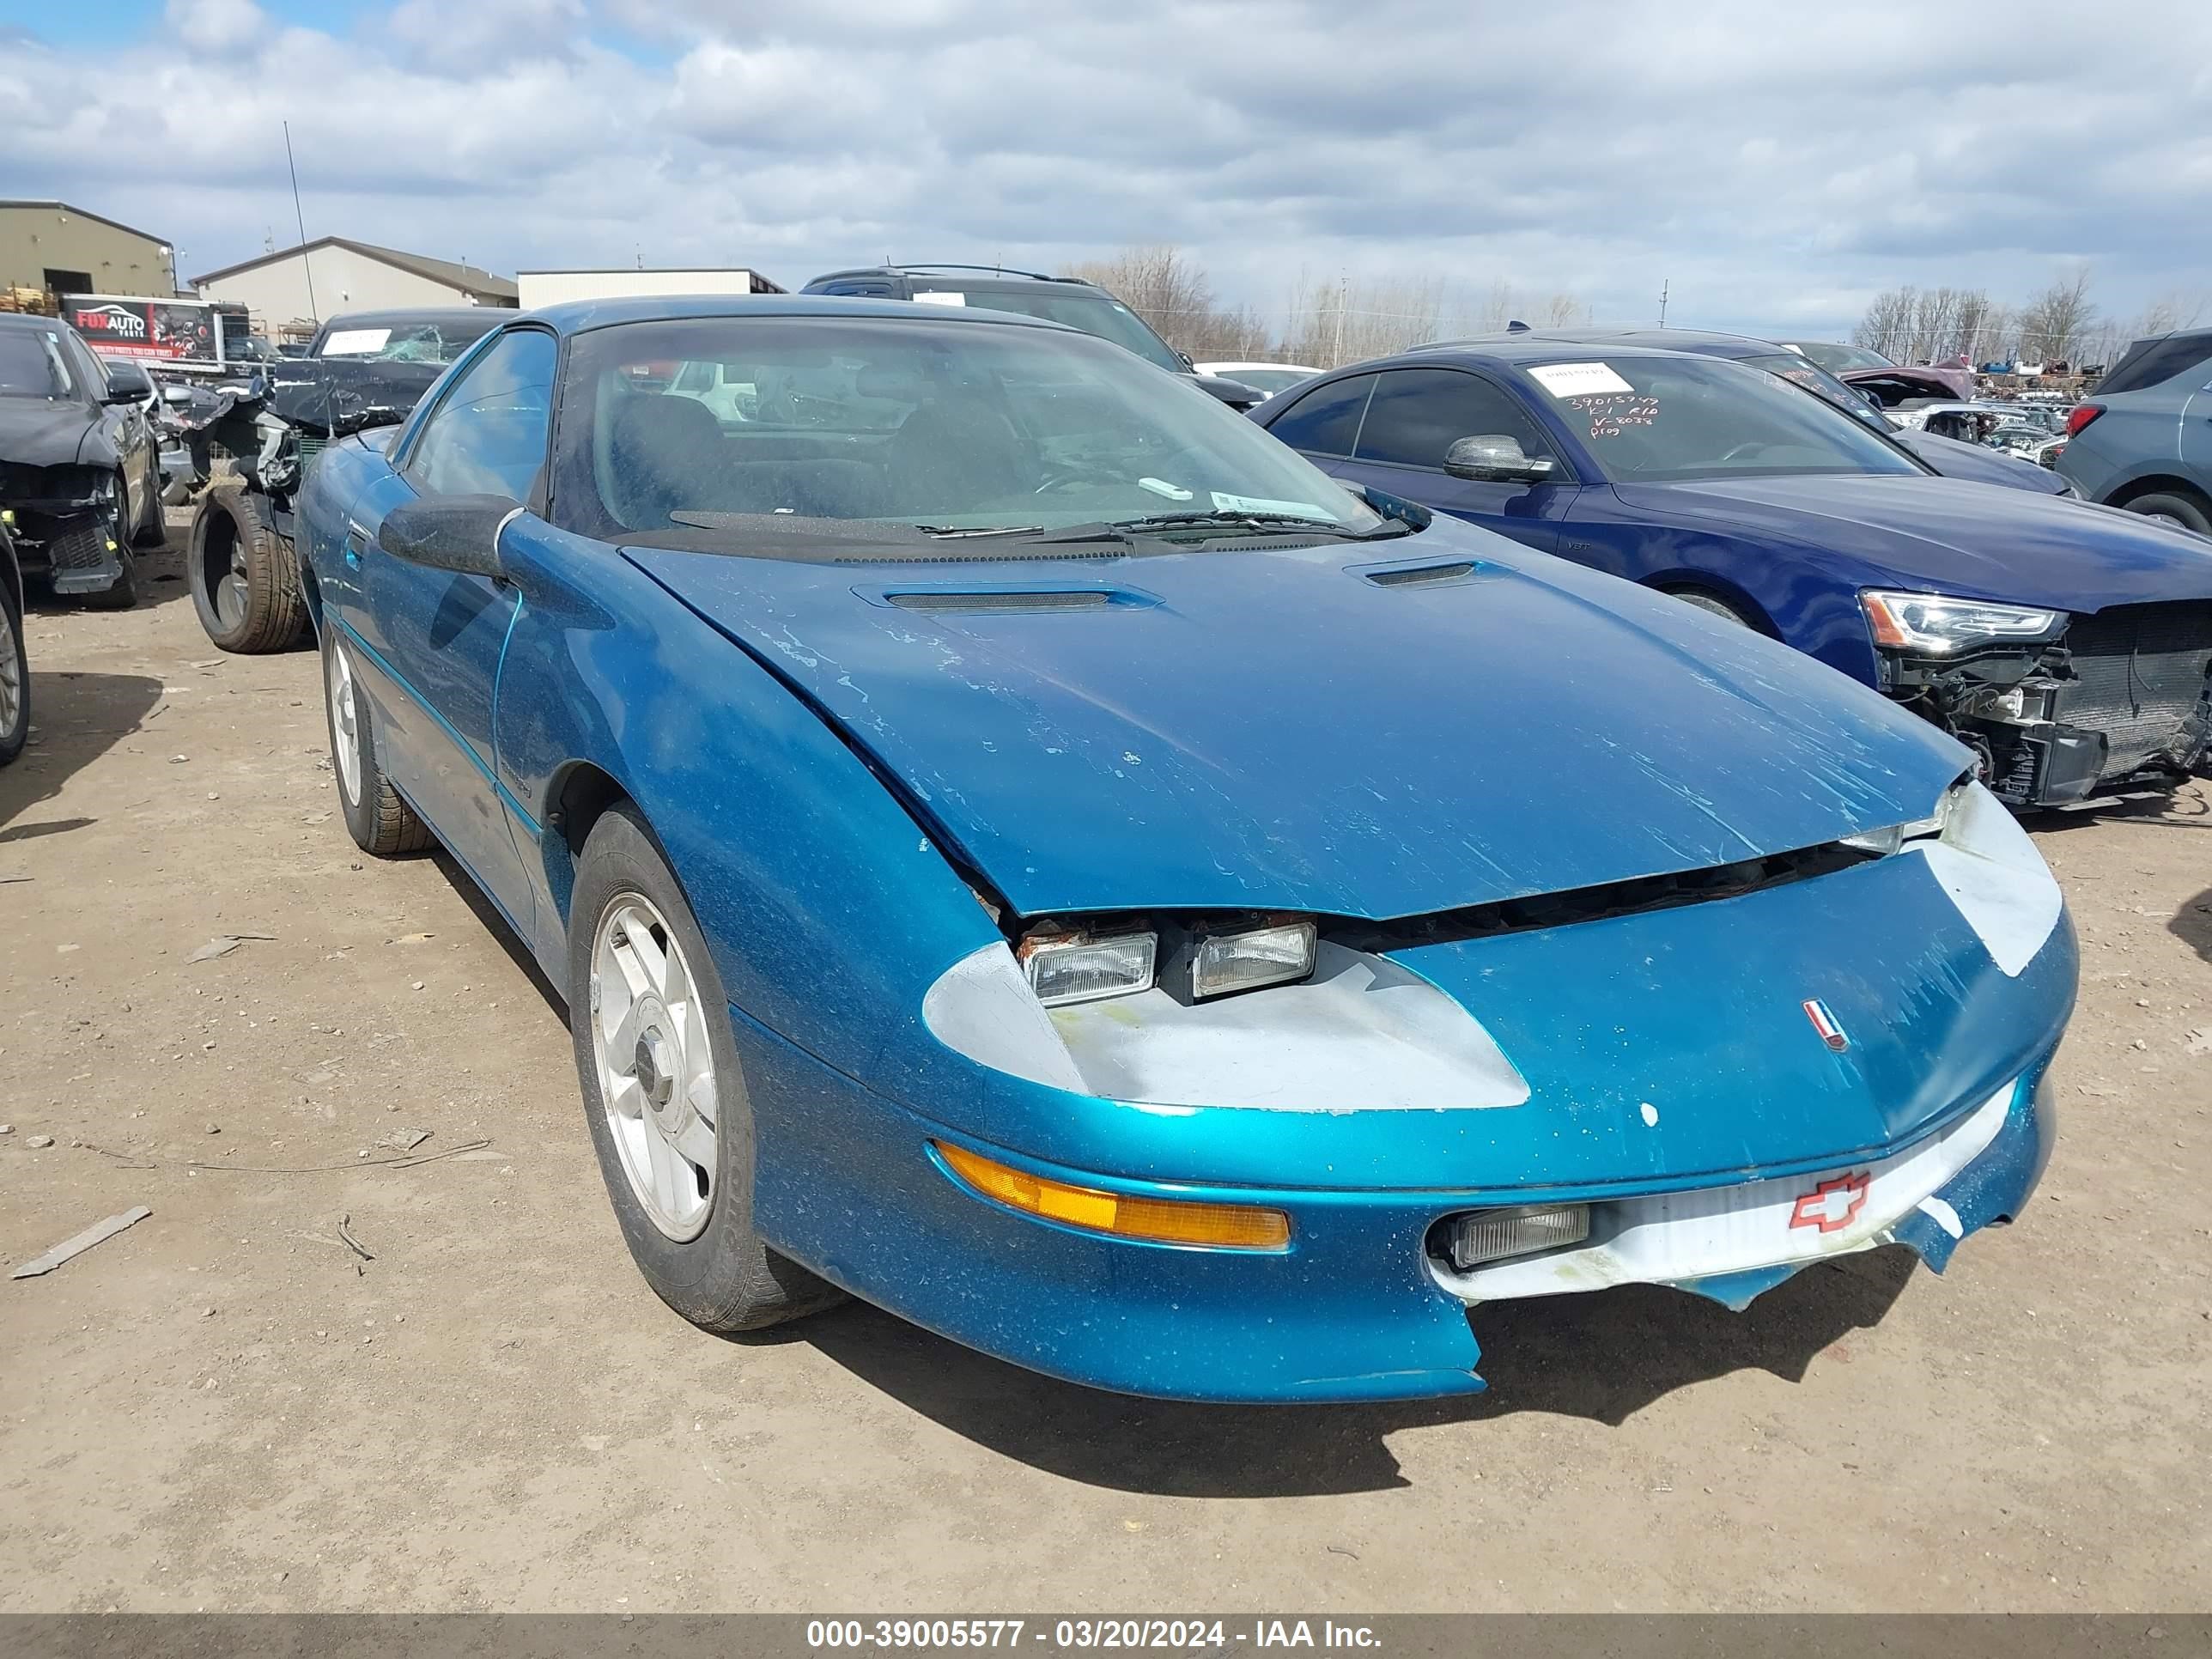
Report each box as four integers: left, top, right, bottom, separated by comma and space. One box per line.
1444, 434, 1557, 484
103, 376, 143, 405
1194, 374, 1261, 410
377, 494, 518, 579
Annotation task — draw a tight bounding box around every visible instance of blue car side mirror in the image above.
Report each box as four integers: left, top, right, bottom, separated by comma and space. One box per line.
378, 494, 518, 580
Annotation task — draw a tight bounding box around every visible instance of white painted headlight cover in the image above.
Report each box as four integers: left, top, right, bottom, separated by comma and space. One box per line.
925, 940, 1531, 1111
1913, 781, 2064, 975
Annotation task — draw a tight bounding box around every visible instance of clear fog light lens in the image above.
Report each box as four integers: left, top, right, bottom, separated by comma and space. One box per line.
1021, 930, 1157, 1007
1446, 1204, 1590, 1270
1191, 921, 1317, 1000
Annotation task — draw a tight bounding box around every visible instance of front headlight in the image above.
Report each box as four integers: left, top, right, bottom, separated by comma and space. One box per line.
1018, 915, 1322, 1008
1862, 590, 2064, 655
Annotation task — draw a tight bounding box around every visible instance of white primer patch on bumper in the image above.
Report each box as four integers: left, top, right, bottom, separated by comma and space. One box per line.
1435, 1078, 2017, 1302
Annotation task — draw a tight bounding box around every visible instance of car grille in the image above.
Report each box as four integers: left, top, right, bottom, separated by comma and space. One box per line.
2061, 601, 2212, 775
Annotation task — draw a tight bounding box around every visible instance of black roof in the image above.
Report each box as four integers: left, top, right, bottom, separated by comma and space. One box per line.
1431, 325, 1783, 360
804, 263, 1102, 292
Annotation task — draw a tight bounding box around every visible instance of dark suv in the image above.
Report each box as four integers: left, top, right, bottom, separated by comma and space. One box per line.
2058, 328, 2212, 533
799, 264, 1262, 409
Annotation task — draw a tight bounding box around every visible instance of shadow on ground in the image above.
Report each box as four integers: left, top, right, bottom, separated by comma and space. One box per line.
22, 523, 193, 623
2174, 887, 2212, 967
788, 1248, 1917, 1496
2032, 781, 2212, 836
0, 669, 165, 836
430, 848, 568, 1019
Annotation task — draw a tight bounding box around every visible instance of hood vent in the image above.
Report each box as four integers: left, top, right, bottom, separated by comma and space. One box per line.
887, 589, 1115, 615
1362, 561, 1477, 588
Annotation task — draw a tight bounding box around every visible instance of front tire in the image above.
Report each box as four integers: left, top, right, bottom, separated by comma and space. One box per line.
130, 453, 166, 548
1663, 587, 1759, 628
0, 557, 27, 768
191, 485, 307, 653
77, 483, 139, 611
321, 627, 432, 855
568, 805, 842, 1334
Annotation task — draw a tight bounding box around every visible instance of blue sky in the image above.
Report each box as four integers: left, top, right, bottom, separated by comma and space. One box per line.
4, 0, 2208, 349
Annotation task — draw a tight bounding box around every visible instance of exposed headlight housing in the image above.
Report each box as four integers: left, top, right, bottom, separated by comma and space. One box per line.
1018, 929, 1157, 1008
1018, 915, 1321, 1009
1862, 590, 2064, 655
1162, 916, 1319, 1004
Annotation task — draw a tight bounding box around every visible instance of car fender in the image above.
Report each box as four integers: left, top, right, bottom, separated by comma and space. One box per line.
1563, 506, 1885, 685
488, 514, 1011, 1109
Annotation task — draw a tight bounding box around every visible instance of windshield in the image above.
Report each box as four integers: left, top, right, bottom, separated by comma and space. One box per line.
0, 328, 73, 398
1526, 356, 1927, 483
1741, 351, 1886, 420
554, 316, 1384, 550
319, 318, 502, 365
911, 287, 1187, 373
1784, 341, 1897, 375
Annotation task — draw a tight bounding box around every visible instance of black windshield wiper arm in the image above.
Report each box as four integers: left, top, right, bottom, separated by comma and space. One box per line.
916, 524, 1048, 539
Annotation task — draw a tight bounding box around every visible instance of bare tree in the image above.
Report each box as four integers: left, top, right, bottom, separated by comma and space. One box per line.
2014, 267, 2096, 366
1854, 288, 1919, 360
1282, 273, 1450, 368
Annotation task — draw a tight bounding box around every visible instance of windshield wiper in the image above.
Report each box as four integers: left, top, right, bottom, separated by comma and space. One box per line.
916, 524, 1048, 539
1029, 511, 1412, 545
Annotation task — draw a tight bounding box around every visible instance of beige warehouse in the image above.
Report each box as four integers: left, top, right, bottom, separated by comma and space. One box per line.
189, 236, 518, 335
0, 199, 178, 302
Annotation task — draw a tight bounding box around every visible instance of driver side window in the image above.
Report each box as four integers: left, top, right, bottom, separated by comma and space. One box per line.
406, 329, 558, 502
1352, 368, 1556, 471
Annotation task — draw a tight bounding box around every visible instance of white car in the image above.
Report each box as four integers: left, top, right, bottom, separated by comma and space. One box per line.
1194, 362, 1321, 401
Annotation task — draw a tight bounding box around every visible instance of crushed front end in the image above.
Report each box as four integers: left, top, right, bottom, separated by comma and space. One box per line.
0, 464, 126, 595
1869, 592, 2212, 807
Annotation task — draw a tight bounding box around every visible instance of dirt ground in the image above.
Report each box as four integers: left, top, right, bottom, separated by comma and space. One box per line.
1, 517, 2208, 1614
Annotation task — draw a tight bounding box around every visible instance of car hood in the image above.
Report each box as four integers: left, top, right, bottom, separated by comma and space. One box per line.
1844, 364, 1974, 401
0, 398, 95, 470
1613, 473, 2212, 613
629, 525, 1966, 919
1893, 429, 2068, 495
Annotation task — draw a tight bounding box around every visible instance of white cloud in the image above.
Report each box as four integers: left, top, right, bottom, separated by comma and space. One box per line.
2, 0, 2207, 343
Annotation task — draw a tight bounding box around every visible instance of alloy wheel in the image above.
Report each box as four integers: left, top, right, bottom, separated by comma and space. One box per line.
590, 894, 719, 1241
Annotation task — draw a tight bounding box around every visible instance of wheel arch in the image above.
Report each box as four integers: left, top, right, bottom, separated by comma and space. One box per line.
1641, 571, 1780, 636
2104, 473, 2212, 514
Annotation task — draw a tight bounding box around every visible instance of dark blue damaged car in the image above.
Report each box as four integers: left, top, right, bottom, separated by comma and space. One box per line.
1257, 340, 2212, 810
294, 295, 2075, 1401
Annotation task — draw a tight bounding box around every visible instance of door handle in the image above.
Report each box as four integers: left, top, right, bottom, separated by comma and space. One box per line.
343, 521, 370, 567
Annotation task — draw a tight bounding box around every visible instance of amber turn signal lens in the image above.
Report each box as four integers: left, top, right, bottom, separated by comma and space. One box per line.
933, 1141, 1291, 1250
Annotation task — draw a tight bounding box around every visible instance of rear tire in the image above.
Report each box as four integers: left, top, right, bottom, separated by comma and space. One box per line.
569, 805, 843, 1334
191, 485, 307, 653
321, 626, 433, 856
2122, 491, 2212, 537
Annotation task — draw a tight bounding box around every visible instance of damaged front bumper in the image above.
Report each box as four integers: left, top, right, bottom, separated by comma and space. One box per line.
1881, 611, 2212, 807
0, 470, 126, 595
738, 1001, 2059, 1401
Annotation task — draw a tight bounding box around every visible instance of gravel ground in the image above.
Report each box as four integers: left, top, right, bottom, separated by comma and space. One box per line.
2, 519, 2208, 1612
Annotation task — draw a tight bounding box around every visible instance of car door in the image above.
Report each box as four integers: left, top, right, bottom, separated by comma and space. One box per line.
2181, 374, 2212, 501
345, 325, 558, 928
1329, 367, 1581, 550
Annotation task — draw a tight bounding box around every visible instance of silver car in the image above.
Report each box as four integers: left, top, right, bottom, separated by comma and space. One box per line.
2057, 328, 2212, 534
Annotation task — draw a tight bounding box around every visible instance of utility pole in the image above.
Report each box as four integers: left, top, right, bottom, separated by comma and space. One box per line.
1331, 273, 1347, 368
1657, 277, 1669, 327
283, 120, 319, 324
